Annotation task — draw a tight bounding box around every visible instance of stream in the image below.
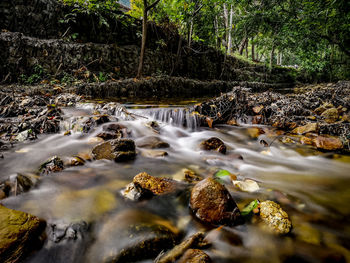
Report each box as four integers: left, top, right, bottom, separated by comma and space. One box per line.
1, 100, 350, 263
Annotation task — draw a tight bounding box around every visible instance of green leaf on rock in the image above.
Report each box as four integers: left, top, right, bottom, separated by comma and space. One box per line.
214, 169, 231, 178
241, 200, 259, 218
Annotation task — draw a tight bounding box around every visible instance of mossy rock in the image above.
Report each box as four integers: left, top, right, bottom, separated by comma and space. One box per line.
0, 204, 46, 263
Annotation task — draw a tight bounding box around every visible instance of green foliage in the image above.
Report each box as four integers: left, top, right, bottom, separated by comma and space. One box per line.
19, 64, 46, 84
98, 72, 109, 82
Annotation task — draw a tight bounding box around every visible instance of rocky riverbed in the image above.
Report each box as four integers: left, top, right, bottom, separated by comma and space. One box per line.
0, 83, 349, 263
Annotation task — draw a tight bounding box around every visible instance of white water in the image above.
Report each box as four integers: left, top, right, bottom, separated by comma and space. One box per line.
1, 103, 350, 263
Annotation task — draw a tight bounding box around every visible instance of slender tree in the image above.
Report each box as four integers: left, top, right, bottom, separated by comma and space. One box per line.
136, 0, 161, 78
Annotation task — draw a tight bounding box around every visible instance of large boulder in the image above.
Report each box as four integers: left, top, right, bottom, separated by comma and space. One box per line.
190, 177, 243, 226
92, 139, 136, 162
0, 205, 46, 263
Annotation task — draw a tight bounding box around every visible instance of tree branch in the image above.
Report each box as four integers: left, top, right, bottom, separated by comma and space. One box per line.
146, 0, 161, 12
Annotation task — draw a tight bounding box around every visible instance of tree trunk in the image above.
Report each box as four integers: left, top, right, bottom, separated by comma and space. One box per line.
188, 21, 193, 48
245, 38, 249, 58
227, 5, 233, 54
239, 37, 247, 55
137, 0, 148, 78
251, 37, 255, 61
270, 43, 275, 69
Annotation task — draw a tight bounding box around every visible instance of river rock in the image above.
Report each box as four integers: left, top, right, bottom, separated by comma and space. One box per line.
190, 177, 243, 226
200, 137, 226, 154
132, 172, 179, 196
39, 156, 64, 175
291, 123, 318, 135
92, 139, 136, 162
141, 149, 168, 158
321, 108, 339, 123
312, 136, 343, 150
136, 136, 170, 149
87, 210, 179, 263
97, 123, 129, 140
25, 220, 90, 263
0, 205, 46, 263
0, 173, 38, 199
178, 249, 212, 263
259, 200, 292, 234
314, 102, 334, 115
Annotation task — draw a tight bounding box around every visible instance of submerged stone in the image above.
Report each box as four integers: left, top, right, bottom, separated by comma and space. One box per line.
259, 200, 292, 234
200, 137, 226, 154
190, 177, 243, 226
87, 210, 179, 263
0, 205, 46, 263
136, 136, 170, 149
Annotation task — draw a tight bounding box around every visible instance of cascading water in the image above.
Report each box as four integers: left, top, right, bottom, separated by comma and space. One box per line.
0, 101, 350, 263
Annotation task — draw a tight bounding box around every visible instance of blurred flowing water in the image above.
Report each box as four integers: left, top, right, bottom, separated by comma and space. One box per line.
0, 102, 350, 263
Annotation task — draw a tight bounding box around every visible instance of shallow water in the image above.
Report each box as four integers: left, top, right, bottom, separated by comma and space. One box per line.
1, 102, 350, 263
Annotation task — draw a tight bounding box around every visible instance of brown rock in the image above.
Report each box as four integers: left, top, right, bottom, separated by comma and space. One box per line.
252, 105, 264, 114
184, 169, 203, 183
136, 136, 170, 149
92, 139, 136, 162
314, 102, 334, 115
300, 136, 313, 145
259, 200, 292, 234
133, 172, 178, 195
312, 136, 343, 150
227, 118, 237, 125
252, 115, 263, 124
190, 177, 243, 226
200, 137, 226, 154
0, 205, 46, 263
321, 108, 339, 123
291, 123, 318, 135
178, 249, 211, 263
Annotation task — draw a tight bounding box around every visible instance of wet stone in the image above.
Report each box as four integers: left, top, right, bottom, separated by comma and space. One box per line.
291, 123, 318, 135
200, 137, 226, 154
39, 156, 64, 176
136, 136, 170, 149
26, 221, 90, 263
321, 108, 339, 123
87, 210, 179, 263
92, 139, 136, 162
0, 173, 38, 199
313, 136, 343, 151
132, 172, 179, 196
190, 177, 243, 226
259, 200, 292, 234
0, 205, 46, 263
